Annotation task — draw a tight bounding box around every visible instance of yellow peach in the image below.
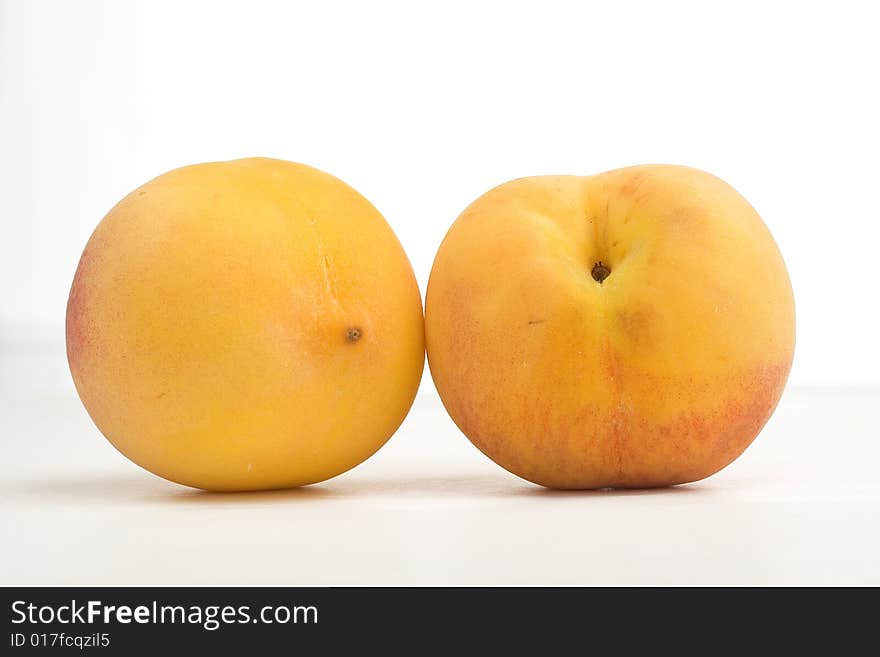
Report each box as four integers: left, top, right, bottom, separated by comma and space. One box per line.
67, 158, 424, 491
426, 165, 795, 488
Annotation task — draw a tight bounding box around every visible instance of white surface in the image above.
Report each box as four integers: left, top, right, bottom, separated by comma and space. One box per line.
2, 0, 880, 385
2, 344, 879, 586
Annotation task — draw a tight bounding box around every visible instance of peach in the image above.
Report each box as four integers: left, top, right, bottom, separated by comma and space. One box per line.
67, 158, 424, 491
425, 165, 795, 488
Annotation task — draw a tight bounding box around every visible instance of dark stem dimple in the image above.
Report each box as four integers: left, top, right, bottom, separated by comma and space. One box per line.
591, 261, 611, 284
346, 327, 362, 343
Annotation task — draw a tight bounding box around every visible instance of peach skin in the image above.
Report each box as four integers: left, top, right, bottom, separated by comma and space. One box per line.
67, 158, 425, 491
425, 165, 795, 488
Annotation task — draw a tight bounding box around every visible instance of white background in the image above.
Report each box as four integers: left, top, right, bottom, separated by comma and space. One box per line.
2, 0, 879, 384
2, 1, 879, 586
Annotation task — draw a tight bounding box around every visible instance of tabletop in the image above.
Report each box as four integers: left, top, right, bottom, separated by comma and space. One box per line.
2, 342, 878, 586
